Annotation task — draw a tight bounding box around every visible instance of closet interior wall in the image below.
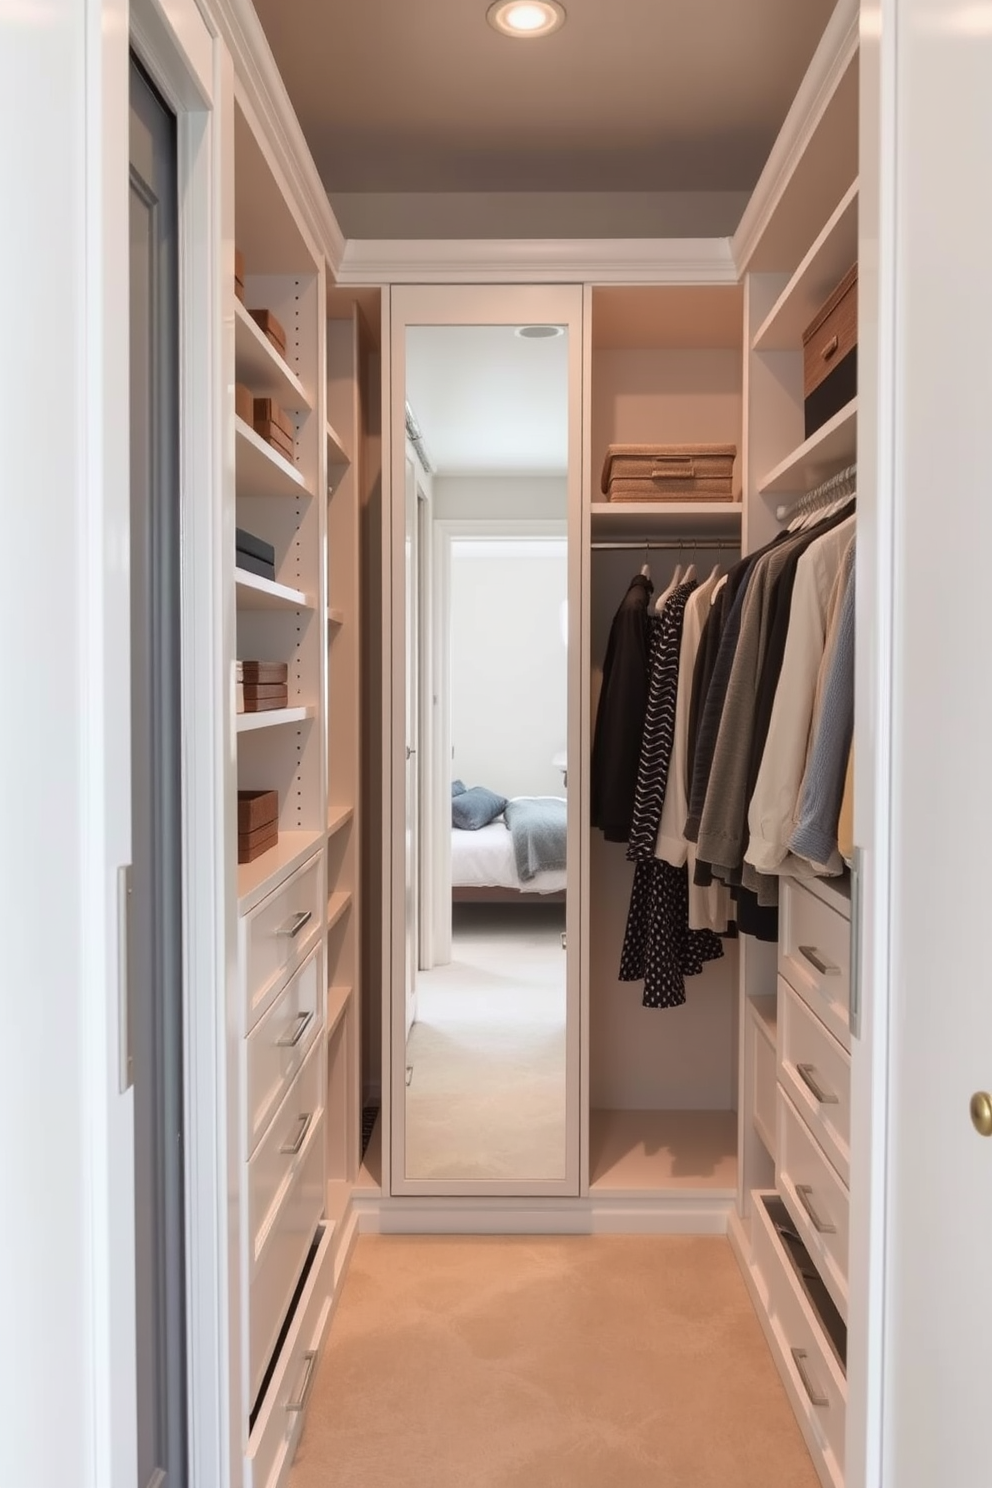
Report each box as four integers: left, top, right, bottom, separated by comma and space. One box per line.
584, 285, 745, 1206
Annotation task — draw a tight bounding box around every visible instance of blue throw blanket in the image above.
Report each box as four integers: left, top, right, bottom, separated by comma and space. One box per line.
503, 797, 567, 882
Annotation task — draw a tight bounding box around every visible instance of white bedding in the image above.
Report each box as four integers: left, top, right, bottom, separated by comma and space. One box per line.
451, 818, 567, 895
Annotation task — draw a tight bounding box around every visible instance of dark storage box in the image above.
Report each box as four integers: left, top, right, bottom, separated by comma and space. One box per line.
803, 264, 858, 438
238, 820, 279, 864
235, 527, 275, 565
242, 692, 289, 713
235, 551, 276, 582
249, 308, 287, 358
240, 660, 289, 684
235, 383, 254, 424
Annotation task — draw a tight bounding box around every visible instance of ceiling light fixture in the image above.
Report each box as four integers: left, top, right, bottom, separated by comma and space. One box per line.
487, 1, 566, 39
515, 324, 565, 339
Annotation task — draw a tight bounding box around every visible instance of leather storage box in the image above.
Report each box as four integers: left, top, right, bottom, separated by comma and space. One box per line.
234, 247, 245, 303
803, 264, 858, 438
242, 692, 289, 714
253, 396, 294, 461
601, 444, 737, 502
238, 819, 279, 865
236, 383, 254, 424
249, 308, 287, 358
238, 789, 279, 835
236, 527, 276, 582
240, 660, 289, 685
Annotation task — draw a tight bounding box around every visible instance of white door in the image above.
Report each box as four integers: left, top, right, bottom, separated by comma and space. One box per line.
404, 456, 420, 1038
850, 2, 992, 1483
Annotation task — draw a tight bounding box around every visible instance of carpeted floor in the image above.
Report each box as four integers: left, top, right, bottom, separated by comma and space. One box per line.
406, 904, 568, 1182
287, 1235, 819, 1488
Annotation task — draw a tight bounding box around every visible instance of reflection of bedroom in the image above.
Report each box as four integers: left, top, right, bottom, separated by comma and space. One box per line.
403, 323, 569, 1183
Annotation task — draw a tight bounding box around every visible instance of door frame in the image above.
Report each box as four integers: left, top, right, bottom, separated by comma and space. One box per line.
387, 284, 584, 1198
128, 5, 230, 1486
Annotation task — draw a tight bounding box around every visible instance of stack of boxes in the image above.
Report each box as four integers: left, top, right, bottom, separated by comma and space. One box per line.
235, 660, 289, 714
237, 788, 279, 864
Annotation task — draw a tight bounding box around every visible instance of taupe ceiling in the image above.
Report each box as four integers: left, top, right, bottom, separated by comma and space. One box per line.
254, 0, 836, 207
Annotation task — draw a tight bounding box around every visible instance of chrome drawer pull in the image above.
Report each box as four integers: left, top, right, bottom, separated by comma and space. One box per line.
277, 1010, 315, 1049
278, 910, 313, 939
796, 1063, 839, 1106
791, 1348, 829, 1408
280, 1112, 313, 1156
798, 944, 841, 977
286, 1350, 318, 1414
796, 1183, 837, 1235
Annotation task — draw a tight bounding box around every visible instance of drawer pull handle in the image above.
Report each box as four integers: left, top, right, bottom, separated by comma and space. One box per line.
798, 944, 840, 977
277, 1010, 315, 1049
286, 1350, 318, 1414
280, 1112, 313, 1156
278, 910, 313, 940
821, 334, 840, 362
796, 1183, 837, 1235
796, 1063, 839, 1106
791, 1348, 829, 1408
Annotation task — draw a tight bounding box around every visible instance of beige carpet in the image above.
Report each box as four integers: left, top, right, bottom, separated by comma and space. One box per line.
287, 1235, 819, 1488
406, 905, 567, 1182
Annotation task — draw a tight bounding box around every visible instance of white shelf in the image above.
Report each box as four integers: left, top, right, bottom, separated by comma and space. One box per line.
327, 607, 344, 626
234, 299, 311, 410
759, 398, 858, 497
235, 417, 312, 501
327, 804, 354, 837
327, 889, 353, 931
237, 830, 325, 915
235, 569, 314, 611
590, 501, 743, 543
748, 994, 778, 1043
588, 1109, 738, 1196
326, 420, 349, 465
326, 984, 352, 1041
753, 180, 859, 352
236, 705, 314, 734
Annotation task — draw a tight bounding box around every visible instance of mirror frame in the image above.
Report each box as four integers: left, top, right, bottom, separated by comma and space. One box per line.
386, 284, 585, 1197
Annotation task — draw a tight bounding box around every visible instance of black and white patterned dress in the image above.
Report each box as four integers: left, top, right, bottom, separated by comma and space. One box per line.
620, 582, 724, 1008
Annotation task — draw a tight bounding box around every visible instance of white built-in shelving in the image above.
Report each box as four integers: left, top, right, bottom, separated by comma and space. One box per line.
326, 985, 353, 1042
235, 417, 312, 500
234, 299, 312, 410
590, 500, 743, 542
235, 705, 315, 734
327, 890, 352, 932
236, 830, 327, 916
235, 569, 314, 611
327, 607, 344, 626
588, 1110, 739, 1197
759, 397, 857, 496
753, 180, 859, 352
326, 420, 348, 466
327, 804, 354, 837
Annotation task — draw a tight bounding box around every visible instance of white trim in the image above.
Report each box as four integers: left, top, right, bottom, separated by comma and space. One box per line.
732, 0, 859, 273
338, 235, 737, 286
355, 1194, 732, 1236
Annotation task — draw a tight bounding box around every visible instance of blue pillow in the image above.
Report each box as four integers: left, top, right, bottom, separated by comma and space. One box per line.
451, 779, 466, 797
452, 785, 507, 831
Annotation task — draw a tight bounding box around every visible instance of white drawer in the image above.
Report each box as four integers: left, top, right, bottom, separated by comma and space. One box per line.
751, 1191, 846, 1488
246, 1221, 335, 1488
244, 853, 324, 1030
249, 1108, 326, 1405
778, 976, 851, 1185
246, 944, 323, 1158
248, 1036, 325, 1277
780, 878, 851, 1051
777, 1086, 849, 1322
752, 1010, 777, 1161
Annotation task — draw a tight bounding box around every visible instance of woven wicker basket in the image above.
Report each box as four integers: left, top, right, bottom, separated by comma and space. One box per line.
601, 443, 737, 502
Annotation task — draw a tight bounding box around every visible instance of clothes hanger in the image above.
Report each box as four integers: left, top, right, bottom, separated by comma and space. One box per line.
704, 563, 721, 586
654, 557, 684, 612
640, 562, 651, 580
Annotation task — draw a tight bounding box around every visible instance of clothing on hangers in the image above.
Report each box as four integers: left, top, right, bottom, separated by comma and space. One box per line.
591, 571, 653, 843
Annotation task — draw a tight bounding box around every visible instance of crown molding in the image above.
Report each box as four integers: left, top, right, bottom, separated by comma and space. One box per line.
335, 235, 738, 286
731, 0, 859, 275
210, 0, 347, 273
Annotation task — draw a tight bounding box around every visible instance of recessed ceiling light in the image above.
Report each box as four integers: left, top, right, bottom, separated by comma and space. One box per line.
487, 1, 566, 39
516, 324, 565, 339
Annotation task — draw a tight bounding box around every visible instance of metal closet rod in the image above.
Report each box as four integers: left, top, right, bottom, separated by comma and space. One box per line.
591, 538, 739, 551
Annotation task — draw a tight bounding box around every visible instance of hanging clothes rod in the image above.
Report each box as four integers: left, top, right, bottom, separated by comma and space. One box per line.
591, 538, 739, 552
776, 462, 857, 523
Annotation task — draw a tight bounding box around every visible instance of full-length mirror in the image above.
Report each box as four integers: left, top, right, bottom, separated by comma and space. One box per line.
390, 287, 582, 1193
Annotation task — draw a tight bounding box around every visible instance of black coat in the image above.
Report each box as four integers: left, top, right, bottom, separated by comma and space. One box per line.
591, 574, 653, 843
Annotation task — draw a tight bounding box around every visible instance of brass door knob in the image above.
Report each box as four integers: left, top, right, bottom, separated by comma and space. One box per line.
971, 1092, 992, 1137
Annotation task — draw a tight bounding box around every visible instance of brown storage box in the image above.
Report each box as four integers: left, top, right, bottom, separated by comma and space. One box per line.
249, 308, 287, 358
238, 819, 279, 864
234, 247, 245, 303
601, 444, 737, 502
254, 419, 294, 462
243, 683, 288, 702
253, 398, 293, 441
238, 788, 278, 834
803, 264, 858, 400
235, 383, 254, 424
243, 691, 289, 713
240, 660, 288, 684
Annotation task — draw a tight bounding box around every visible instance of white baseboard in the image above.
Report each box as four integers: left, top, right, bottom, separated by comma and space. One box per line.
351, 1193, 733, 1237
